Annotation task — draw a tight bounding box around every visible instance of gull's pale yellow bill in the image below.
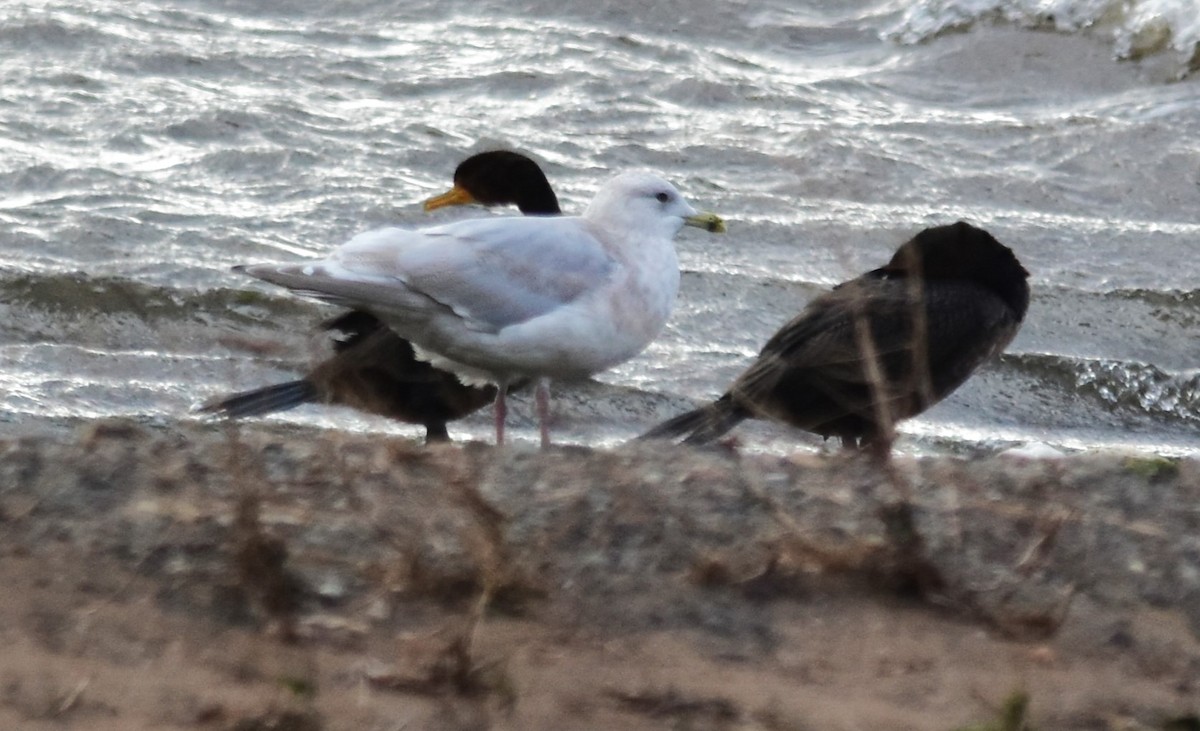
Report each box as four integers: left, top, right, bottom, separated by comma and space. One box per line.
684, 211, 726, 234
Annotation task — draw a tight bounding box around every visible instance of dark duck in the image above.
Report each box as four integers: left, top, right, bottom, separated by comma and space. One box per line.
640, 221, 1030, 453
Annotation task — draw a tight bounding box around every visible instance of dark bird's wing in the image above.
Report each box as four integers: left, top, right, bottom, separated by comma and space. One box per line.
730, 276, 1018, 440
306, 325, 497, 436
199, 315, 497, 443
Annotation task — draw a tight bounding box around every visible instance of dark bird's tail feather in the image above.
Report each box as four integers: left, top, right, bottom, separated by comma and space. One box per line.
198, 380, 319, 419
638, 395, 748, 445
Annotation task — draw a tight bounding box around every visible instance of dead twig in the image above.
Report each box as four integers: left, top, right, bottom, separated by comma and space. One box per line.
54, 677, 90, 717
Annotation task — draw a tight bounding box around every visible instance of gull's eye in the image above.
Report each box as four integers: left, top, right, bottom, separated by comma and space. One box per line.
655, 192, 670, 203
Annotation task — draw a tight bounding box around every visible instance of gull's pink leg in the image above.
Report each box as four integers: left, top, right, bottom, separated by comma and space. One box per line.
535, 377, 551, 448
493, 385, 508, 445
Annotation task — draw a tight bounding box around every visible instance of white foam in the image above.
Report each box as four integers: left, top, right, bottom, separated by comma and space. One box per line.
999, 441, 1068, 460
1117, 0, 1200, 63
887, 0, 1200, 77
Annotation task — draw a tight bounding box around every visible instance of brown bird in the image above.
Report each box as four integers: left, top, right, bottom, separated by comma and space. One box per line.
199, 151, 559, 443
639, 221, 1030, 452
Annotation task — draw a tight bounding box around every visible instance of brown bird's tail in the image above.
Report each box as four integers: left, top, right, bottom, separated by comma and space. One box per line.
197, 380, 319, 419
637, 394, 749, 445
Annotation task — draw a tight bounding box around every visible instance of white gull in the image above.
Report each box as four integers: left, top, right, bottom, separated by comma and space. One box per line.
234, 170, 725, 446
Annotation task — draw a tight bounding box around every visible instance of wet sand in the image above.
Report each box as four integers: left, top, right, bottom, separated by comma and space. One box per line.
1, 419, 1197, 729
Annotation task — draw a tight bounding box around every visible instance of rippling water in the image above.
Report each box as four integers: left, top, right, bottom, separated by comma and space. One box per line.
2, 0, 1198, 454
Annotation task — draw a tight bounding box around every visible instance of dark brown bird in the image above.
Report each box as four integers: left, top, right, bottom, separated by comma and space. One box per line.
199, 151, 559, 442
639, 221, 1029, 451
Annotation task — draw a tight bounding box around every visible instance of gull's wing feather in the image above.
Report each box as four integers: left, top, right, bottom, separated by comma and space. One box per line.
241, 216, 616, 333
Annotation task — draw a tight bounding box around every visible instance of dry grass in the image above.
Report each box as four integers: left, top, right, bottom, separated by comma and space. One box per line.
225, 423, 305, 641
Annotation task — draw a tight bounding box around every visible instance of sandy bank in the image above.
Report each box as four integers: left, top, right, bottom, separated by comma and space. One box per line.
1, 419, 1197, 729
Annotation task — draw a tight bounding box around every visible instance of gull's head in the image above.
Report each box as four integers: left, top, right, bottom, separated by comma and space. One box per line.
585, 171, 726, 240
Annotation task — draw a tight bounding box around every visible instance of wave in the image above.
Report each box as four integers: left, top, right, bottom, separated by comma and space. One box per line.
887, 0, 1200, 78
1106, 286, 1200, 315
1005, 352, 1200, 424
0, 270, 318, 326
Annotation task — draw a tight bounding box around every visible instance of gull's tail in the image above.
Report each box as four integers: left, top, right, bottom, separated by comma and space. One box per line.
638, 394, 749, 445
197, 380, 319, 419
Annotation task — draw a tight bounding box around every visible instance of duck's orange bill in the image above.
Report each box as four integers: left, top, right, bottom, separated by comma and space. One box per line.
422, 184, 478, 211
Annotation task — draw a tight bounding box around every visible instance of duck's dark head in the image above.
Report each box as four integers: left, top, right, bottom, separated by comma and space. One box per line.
881, 221, 1030, 318
423, 150, 560, 215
